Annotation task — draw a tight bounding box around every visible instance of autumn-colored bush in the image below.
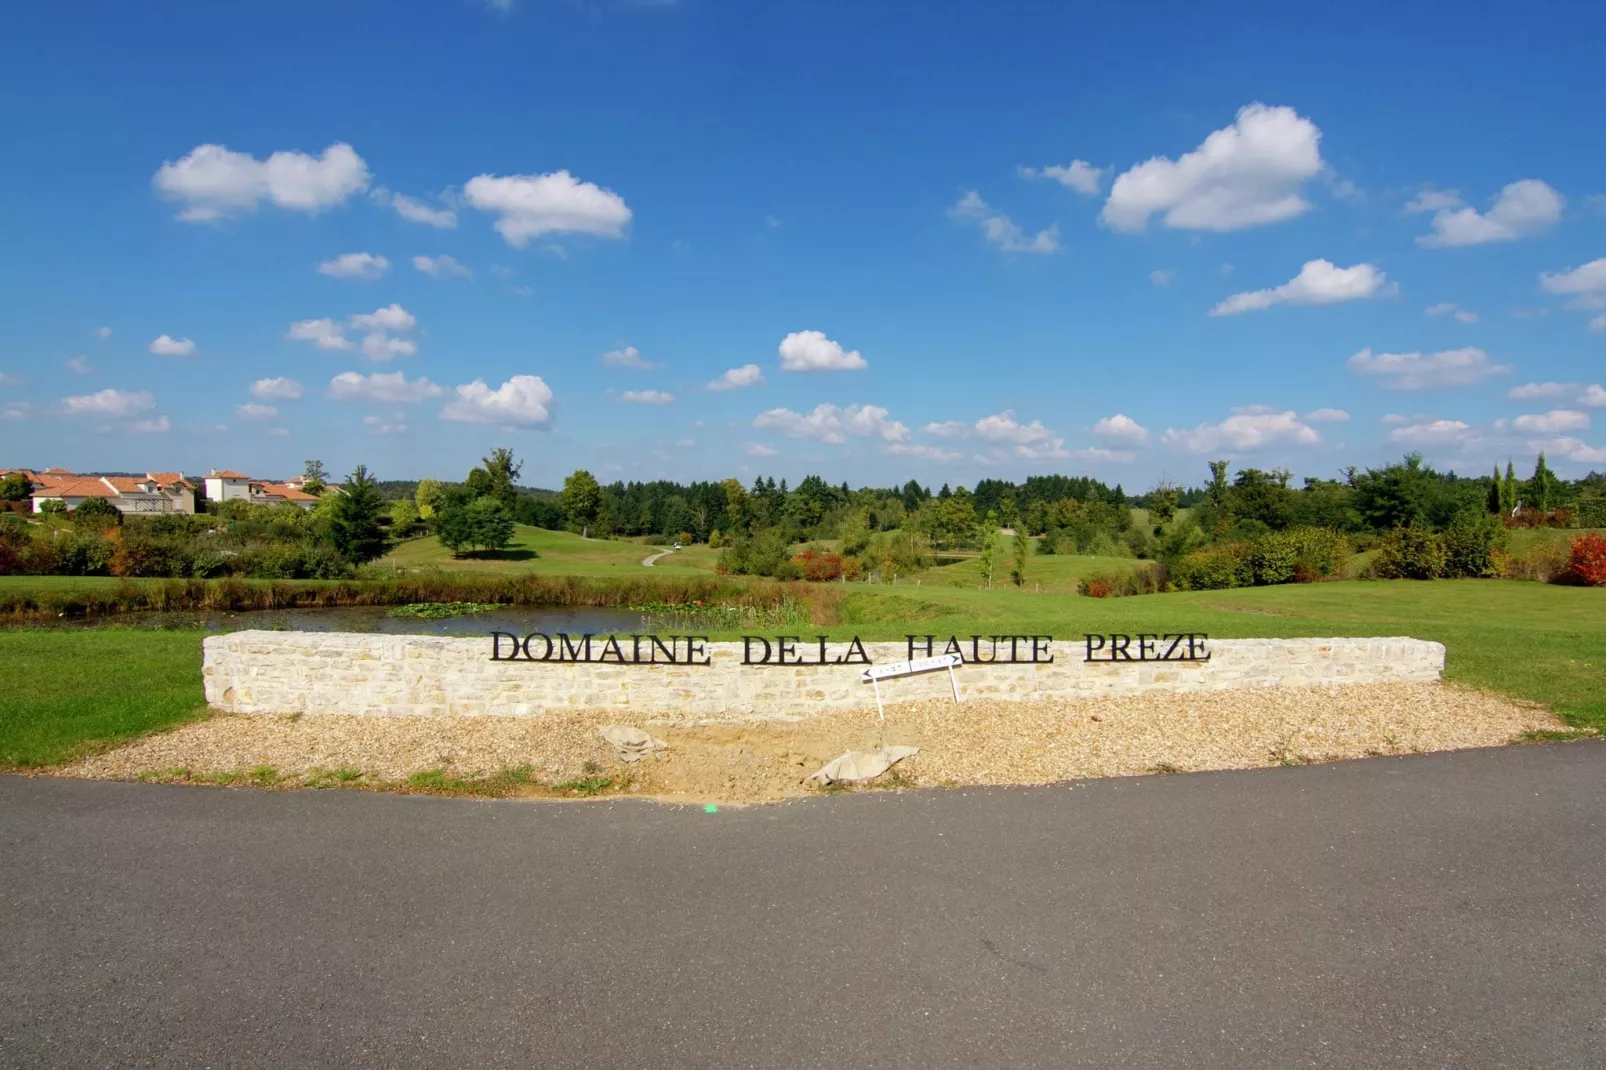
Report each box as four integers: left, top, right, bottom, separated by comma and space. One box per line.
1567, 531, 1606, 586
790, 549, 844, 582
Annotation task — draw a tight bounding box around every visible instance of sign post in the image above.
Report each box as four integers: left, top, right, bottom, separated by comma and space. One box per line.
860, 653, 963, 721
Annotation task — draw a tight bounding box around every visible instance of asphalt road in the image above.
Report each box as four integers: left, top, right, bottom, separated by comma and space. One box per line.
3, 744, 1603, 1069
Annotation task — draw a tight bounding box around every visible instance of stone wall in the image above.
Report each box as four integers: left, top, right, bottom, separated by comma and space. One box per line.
202, 631, 1446, 721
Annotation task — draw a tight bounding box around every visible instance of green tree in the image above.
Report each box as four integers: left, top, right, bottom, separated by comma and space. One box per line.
414, 478, 444, 520
0, 472, 31, 502
464, 467, 493, 499
1148, 482, 1179, 524
1501, 461, 1518, 516
1523, 452, 1562, 513
975, 511, 1001, 589
38, 499, 66, 517
302, 459, 328, 496
389, 498, 421, 538
562, 469, 602, 538
327, 466, 388, 562
71, 497, 121, 526
1010, 527, 1029, 587
467, 497, 515, 551
481, 447, 522, 510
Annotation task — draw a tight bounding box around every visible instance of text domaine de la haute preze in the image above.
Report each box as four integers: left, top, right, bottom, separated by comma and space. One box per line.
489, 631, 1211, 666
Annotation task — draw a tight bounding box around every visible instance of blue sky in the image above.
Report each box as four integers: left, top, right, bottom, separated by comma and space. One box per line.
2, 0, 1604, 490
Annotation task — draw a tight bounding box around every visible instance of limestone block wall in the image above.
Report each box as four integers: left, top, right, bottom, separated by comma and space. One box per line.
202, 631, 1446, 721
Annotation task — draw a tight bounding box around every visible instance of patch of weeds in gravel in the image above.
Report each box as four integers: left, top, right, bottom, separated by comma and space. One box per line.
1514, 728, 1597, 745
1151, 761, 1182, 775
553, 775, 617, 797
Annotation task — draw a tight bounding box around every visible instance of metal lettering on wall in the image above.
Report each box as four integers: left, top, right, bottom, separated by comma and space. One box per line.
489, 631, 1210, 665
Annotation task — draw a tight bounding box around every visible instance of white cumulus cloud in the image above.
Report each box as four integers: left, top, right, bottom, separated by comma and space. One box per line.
130, 415, 172, 434
1539, 258, 1606, 311
1018, 160, 1104, 195
744, 442, 777, 458
1425, 302, 1479, 324
349, 303, 416, 332
1149, 268, 1176, 287
949, 191, 1061, 254
251, 377, 303, 400
1512, 409, 1590, 433
708, 364, 764, 390
1210, 259, 1393, 316
1102, 104, 1324, 233
441, 375, 555, 427
463, 171, 631, 246
753, 403, 908, 444
886, 443, 963, 462
1529, 437, 1606, 464
1161, 408, 1320, 453
153, 142, 370, 221
328, 371, 445, 404
1092, 413, 1149, 442
317, 252, 389, 280
372, 188, 457, 229
1387, 419, 1474, 446
1418, 179, 1564, 247
1347, 346, 1512, 389
60, 388, 156, 418
287, 318, 352, 350
94, 327, 112, 339
1304, 408, 1350, 422
413, 255, 471, 279
778, 330, 867, 373
235, 403, 277, 420
1580, 385, 1606, 408
1507, 382, 1571, 400
620, 389, 674, 405
601, 346, 652, 370
149, 334, 196, 357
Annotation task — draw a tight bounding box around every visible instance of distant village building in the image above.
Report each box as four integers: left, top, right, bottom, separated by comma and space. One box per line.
7, 470, 197, 515
203, 470, 253, 504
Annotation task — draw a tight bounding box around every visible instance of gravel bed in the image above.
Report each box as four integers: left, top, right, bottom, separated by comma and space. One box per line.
56, 683, 1562, 803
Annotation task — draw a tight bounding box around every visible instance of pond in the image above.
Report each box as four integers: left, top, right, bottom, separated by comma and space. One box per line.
10, 605, 650, 637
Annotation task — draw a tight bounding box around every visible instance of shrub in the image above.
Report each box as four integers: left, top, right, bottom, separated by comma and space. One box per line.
1567, 531, 1606, 586
790, 549, 844, 582
71, 497, 122, 527
1372, 527, 1447, 580
1493, 542, 1572, 583
1170, 543, 1253, 591
110, 528, 193, 578
1577, 499, 1606, 528
718, 530, 791, 577
1249, 530, 1300, 585
1441, 512, 1505, 578
1077, 563, 1167, 598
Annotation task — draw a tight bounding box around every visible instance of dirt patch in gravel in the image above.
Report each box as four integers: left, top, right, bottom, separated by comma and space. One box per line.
56, 683, 1563, 803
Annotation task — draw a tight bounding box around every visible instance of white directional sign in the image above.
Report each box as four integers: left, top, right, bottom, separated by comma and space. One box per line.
861, 653, 962, 681
861, 653, 962, 720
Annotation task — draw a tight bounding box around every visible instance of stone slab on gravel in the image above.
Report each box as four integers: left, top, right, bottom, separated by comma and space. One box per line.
58, 683, 1561, 803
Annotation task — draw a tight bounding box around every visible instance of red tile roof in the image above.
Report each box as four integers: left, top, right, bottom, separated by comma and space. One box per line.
39, 479, 117, 499
209, 470, 249, 479
147, 472, 191, 488
254, 482, 319, 502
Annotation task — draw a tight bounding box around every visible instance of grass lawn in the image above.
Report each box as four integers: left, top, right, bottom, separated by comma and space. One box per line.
0, 629, 207, 767
2, 576, 1600, 770
909, 552, 1139, 591
382, 525, 712, 576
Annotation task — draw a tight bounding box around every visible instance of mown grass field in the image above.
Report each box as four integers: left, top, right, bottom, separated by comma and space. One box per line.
1, 576, 1601, 769
0, 629, 207, 767
382, 525, 722, 576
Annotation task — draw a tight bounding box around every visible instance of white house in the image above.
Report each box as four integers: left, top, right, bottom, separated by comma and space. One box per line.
203, 469, 252, 503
